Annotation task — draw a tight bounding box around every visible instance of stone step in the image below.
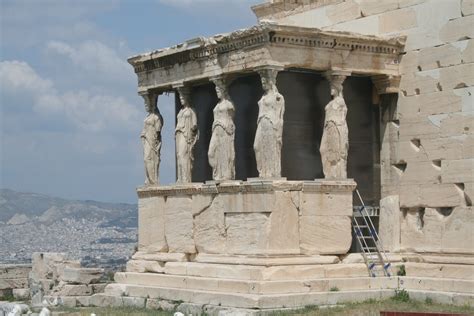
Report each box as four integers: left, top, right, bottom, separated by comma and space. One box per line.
194, 253, 340, 265
404, 262, 474, 280
407, 289, 474, 306
114, 272, 398, 295
124, 284, 260, 309
400, 277, 474, 294
161, 261, 370, 281
117, 284, 395, 309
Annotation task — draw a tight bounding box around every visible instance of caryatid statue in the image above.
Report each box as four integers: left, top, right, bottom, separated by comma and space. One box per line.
140, 92, 163, 185
208, 77, 235, 181
175, 86, 198, 183
254, 68, 285, 178
320, 73, 349, 179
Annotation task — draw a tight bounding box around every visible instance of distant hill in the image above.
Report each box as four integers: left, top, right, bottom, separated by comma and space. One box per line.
0, 188, 137, 227
0, 189, 138, 266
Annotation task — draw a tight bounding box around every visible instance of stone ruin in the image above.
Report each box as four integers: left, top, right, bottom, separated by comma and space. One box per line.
2, 0, 473, 314
104, 0, 473, 312
0, 253, 106, 315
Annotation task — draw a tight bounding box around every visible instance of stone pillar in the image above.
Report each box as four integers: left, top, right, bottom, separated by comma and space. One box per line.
254, 66, 285, 178
320, 71, 350, 179
140, 91, 163, 186
208, 76, 236, 181
175, 85, 198, 183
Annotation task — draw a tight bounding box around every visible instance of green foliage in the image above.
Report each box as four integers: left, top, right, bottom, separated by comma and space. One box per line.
0, 290, 15, 302
329, 286, 340, 292
397, 264, 406, 276
392, 289, 410, 302
302, 304, 319, 312
425, 297, 433, 305
56, 297, 474, 316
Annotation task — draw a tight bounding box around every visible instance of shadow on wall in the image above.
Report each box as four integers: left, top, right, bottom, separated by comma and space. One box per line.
174, 72, 380, 205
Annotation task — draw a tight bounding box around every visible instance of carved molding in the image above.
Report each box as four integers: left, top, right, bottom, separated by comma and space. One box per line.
128, 24, 405, 75
372, 75, 401, 94
136, 179, 356, 197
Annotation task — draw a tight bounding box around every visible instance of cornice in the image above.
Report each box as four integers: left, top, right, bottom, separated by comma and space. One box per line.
136, 179, 357, 198
127, 24, 405, 75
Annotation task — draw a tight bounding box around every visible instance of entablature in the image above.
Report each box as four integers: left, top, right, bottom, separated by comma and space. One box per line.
128, 23, 405, 94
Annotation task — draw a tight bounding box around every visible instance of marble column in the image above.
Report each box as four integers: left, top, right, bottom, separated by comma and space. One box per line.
254, 67, 285, 178
320, 71, 349, 179
208, 76, 236, 181
175, 85, 199, 183
140, 91, 163, 186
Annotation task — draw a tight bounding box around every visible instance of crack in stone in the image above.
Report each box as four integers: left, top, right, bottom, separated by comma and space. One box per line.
290, 191, 300, 212
192, 194, 217, 218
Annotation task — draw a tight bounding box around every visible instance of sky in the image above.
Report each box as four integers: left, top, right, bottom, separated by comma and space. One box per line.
0, 0, 262, 203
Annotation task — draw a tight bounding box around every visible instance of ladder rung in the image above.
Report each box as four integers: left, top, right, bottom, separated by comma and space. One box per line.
363, 247, 378, 251
366, 255, 380, 259
354, 189, 393, 279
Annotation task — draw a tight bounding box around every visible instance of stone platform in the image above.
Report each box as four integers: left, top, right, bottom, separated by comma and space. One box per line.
90, 180, 474, 311
136, 179, 356, 256
100, 252, 473, 312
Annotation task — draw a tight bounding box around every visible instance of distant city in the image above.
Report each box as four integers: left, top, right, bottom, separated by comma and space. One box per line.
0, 189, 138, 270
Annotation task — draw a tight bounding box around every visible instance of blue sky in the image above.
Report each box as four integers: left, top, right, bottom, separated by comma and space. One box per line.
0, 0, 261, 203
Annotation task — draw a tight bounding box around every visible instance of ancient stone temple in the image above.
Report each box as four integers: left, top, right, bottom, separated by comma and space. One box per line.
104, 0, 473, 311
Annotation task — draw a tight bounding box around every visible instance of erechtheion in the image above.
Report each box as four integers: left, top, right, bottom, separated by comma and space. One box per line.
102, 0, 473, 311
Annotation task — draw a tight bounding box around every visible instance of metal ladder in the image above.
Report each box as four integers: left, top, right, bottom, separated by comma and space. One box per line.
352, 189, 393, 278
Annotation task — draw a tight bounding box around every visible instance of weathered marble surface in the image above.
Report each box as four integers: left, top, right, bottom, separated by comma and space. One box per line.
254, 68, 285, 178
320, 74, 348, 179
175, 87, 198, 183
128, 24, 404, 93
136, 180, 355, 256
208, 78, 235, 181
378, 195, 401, 252
140, 93, 163, 185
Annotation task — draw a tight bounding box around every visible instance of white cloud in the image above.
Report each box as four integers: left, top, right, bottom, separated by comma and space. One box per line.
0, 60, 140, 132
0, 61, 55, 96
159, 0, 260, 6
46, 40, 133, 85
157, 0, 262, 17
1, 1, 118, 51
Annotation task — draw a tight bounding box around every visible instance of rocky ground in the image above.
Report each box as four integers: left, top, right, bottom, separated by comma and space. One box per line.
0, 189, 138, 270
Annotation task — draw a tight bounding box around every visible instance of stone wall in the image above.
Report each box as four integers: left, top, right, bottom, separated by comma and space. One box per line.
259, 0, 474, 255
137, 180, 355, 257
28, 252, 107, 308
0, 264, 31, 300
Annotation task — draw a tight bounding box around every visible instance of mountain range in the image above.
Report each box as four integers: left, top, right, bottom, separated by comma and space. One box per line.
0, 189, 138, 268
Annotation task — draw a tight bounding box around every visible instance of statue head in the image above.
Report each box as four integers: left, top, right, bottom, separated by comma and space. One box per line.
330, 82, 342, 98
143, 92, 158, 114
259, 68, 278, 93
177, 86, 191, 108
212, 78, 227, 101
325, 73, 346, 99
